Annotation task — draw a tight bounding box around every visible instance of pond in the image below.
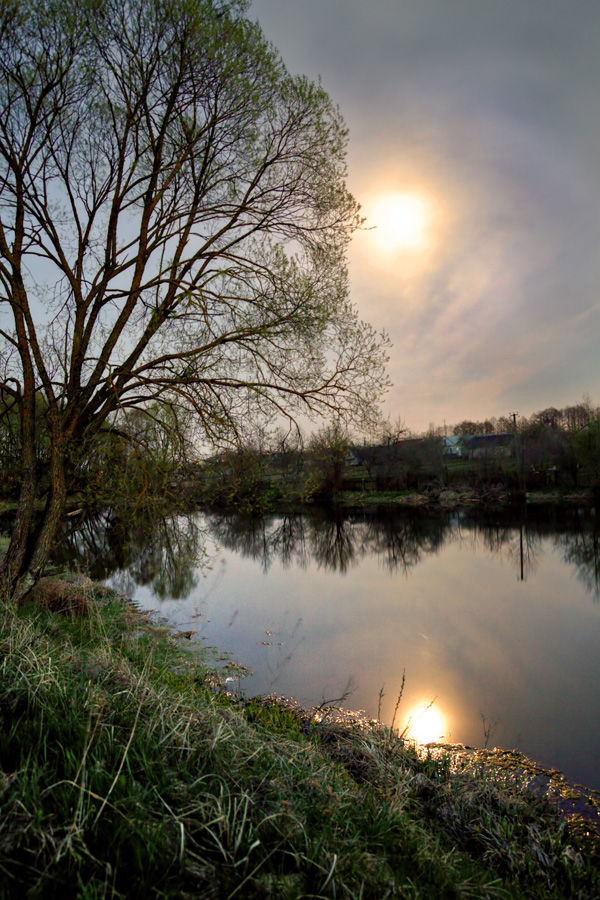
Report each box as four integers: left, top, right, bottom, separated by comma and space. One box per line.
51, 502, 600, 791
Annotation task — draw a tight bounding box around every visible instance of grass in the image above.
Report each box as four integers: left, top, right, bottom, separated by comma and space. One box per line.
0, 579, 599, 898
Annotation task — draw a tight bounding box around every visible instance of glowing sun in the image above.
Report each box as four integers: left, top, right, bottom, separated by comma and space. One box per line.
405, 704, 445, 744
371, 192, 430, 252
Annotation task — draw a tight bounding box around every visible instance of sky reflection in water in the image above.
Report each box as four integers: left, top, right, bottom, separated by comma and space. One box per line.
59, 505, 600, 791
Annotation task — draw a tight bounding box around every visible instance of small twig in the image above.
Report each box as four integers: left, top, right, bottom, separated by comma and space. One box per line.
390, 669, 406, 735
312, 679, 355, 721
401, 696, 437, 741
481, 712, 498, 749
377, 684, 385, 722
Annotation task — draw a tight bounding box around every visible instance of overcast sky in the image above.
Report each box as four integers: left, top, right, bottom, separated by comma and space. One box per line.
250, 0, 600, 433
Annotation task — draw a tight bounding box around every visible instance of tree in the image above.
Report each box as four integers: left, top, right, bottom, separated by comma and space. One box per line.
495, 416, 514, 434
530, 407, 562, 431
377, 414, 409, 447
0, 0, 389, 595
358, 414, 409, 489
306, 421, 351, 496
452, 420, 483, 436
572, 420, 600, 488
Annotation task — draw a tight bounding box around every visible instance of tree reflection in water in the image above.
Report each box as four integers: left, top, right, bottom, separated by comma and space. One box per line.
208, 507, 452, 575
44, 503, 600, 603
456, 506, 599, 599
360, 510, 447, 573
555, 524, 600, 599
206, 512, 309, 572
461, 518, 541, 581
53, 508, 207, 599
308, 509, 357, 573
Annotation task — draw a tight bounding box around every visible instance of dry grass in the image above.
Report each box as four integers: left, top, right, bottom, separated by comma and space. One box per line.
0, 581, 598, 898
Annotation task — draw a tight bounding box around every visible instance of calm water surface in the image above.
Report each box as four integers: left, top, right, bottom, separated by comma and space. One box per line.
58, 504, 600, 790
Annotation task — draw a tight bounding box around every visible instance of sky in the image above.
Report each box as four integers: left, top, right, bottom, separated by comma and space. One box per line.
250, 0, 600, 433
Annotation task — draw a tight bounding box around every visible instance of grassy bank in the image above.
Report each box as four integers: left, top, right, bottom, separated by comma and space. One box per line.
1, 581, 599, 899
335, 486, 597, 509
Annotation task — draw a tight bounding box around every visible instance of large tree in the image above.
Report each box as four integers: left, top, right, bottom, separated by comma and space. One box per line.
0, 0, 389, 595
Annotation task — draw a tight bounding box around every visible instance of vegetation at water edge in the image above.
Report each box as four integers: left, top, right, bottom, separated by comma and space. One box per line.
0, 579, 599, 898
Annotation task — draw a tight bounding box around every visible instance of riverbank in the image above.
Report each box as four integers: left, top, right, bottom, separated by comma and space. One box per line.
0, 484, 594, 524
335, 486, 597, 509
1, 577, 599, 898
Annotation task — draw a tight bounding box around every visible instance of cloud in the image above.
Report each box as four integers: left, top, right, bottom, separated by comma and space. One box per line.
252, 0, 600, 429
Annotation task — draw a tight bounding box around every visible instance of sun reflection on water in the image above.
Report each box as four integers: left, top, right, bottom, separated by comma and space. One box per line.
404, 704, 446, 744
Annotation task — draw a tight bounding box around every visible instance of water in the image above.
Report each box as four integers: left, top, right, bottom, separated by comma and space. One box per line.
55, 503, 600, 790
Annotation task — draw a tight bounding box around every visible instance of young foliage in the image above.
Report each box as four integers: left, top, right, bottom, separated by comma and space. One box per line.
0, 0, 389, 591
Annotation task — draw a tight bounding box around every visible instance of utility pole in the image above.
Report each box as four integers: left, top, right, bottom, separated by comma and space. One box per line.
510, 412, 523, 492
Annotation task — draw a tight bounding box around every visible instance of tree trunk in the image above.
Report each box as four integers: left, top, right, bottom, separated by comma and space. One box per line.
0, 462, 36, 591
12, 430, 68, 603
0, 389, 37, 596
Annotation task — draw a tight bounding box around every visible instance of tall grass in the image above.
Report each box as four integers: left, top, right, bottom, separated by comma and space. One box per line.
0, 580, 598, 898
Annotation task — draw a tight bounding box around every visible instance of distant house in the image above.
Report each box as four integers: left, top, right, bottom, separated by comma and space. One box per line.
441, 435, 466, 458
344, 448, 362, 467
463, 433, 514, 460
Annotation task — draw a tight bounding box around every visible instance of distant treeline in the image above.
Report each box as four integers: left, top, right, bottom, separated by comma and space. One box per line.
422, 397, 598, 438
191, 398, 600, 507
1, 395, 598, 510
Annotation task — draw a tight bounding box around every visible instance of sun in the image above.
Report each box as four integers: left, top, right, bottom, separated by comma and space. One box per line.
370, 192, 430, 252
405, 704, 445, 744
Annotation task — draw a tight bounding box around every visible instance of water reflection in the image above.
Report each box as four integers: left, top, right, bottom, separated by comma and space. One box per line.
209, 508, 463, 577
454, 507, 598, 597
310, 510, 358, 572
51, 508, 207, 599
36, 501, 600, 790
44, 503, 600, 602
208, 512, 310, 572
555, 524, 600, 597
405, 704, 446, 744
205, 506, 599, 598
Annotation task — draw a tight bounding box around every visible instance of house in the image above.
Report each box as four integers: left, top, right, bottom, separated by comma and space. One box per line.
344, 448, 363, 467
441, 435, 466, 458
463, 433, 514, 460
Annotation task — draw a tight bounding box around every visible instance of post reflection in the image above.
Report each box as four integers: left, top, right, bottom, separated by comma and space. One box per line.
42, 503, 600, 601
41, 501, 600, 790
